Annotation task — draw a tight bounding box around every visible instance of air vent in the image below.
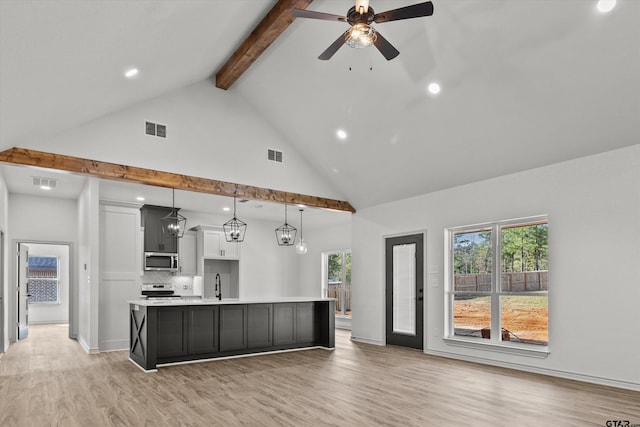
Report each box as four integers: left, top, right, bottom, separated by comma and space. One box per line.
268, 149, 283, 163
145, 121, 167, 138
32, 177, 58, 190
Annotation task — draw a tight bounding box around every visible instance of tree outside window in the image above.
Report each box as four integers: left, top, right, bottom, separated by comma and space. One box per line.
325, 251, 351, 317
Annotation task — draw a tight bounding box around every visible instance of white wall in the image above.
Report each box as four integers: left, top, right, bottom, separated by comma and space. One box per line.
22, 80, 344, 202
182, 209, 301, 300
7, 193, 78, 341
351, 145, 640, 391
26, 243, 69, 324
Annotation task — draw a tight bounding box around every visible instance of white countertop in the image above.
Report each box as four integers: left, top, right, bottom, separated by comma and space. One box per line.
129, 297, 335, 306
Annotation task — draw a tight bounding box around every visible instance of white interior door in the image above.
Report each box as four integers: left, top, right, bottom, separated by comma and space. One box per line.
17, 243, 29, 340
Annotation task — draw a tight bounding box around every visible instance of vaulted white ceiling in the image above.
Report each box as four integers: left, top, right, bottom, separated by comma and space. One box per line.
1, 0, 638, 209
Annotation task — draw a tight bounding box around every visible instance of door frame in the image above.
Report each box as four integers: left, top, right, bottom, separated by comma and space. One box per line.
383, 231, 426, 350
10, 239, 75, 342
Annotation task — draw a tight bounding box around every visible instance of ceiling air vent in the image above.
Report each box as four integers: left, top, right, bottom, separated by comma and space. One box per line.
145, 121, 167, 138
268, 149, 283, 163
32, 176, 58, 190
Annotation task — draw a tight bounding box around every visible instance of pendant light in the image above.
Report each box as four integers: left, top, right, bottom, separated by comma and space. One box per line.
295, 209, 308, 255
160, 188, 187, 238
275, 203, 297, 246
223, 188, 247, 242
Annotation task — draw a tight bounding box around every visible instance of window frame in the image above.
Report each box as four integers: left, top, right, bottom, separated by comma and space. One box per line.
444, 216, 549, 357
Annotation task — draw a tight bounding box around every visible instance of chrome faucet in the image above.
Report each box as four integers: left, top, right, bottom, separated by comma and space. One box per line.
215, 273, 222, 301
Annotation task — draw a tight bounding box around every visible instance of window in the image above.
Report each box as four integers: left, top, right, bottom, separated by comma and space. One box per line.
447, 217, 548, 347
28, 256, 60, 304
324, 251, 351, 317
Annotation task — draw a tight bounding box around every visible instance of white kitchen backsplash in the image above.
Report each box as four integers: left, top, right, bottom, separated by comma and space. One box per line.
141, 271, 194, 295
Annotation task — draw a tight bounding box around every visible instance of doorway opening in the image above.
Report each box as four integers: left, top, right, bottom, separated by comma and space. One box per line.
13, 241, 72, 342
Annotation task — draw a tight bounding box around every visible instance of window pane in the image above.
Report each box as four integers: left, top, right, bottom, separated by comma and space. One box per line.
393, 244, 416, 335
453, 295, 491, 339
453, 229, 492, 292
500, 295, 548, 345
28, 256, 59, 304
500, 223, 548, 292
344, 252, 351, 316
327, 253, 343, 315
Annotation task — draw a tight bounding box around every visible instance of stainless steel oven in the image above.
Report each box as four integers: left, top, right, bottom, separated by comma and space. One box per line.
144, 252, 178, 271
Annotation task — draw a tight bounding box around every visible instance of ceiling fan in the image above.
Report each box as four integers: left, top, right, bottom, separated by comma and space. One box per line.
292, 0, 434, 61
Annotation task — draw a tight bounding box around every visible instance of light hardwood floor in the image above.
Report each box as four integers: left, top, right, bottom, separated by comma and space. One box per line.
0, 324, 638, 426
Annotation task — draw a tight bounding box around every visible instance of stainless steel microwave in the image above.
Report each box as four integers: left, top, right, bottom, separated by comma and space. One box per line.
144, 252, 178, 271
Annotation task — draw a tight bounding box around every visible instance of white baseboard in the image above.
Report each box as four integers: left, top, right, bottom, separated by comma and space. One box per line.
99, 339, 128, 352
28, 321, 69, 325
350, 336, 384, 346
77, 335, 99, 355
426, 348, 640, 392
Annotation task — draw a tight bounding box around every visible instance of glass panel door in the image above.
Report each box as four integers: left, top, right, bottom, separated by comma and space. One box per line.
392, 244, 416, 335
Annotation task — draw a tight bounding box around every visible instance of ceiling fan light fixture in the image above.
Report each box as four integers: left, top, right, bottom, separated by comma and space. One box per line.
345, 23, 377, 48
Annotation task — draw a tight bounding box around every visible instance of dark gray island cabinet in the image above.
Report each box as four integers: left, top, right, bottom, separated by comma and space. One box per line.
129, 298, 335, 371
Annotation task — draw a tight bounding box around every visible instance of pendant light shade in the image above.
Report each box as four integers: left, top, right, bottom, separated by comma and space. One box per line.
275, 203, 297, 246
295, 209, 308, 255
223, 194, 247, 242
161, 188, 187, 238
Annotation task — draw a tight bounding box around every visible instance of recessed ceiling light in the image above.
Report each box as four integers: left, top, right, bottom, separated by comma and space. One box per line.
124, 68, 139, 78
597, 0, 616, 12
223, 207, 231, 212
336, 129, 347, 140
427, 82, 441, 95
136, 196, 145, 202
296, 204, 306, 208
40, 185, 51, 191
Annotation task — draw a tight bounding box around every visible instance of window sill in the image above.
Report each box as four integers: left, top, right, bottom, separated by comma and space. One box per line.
335, 315, 352, 320
443, 336, 549, 358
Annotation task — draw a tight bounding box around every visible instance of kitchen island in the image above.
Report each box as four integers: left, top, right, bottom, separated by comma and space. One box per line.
129, 297, 335, 371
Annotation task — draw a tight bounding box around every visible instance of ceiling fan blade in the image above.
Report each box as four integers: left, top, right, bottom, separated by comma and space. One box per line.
374, 1, 434, 24
318, 31, 349, 60
373, 30, 400, 60
292, 9, 347, 22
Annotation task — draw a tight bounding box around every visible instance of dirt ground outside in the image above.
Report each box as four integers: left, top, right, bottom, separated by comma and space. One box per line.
454, 295, 548, 343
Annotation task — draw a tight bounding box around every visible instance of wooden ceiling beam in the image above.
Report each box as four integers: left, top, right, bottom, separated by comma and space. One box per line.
0, 147, 356, 213
215, 0, 313, 90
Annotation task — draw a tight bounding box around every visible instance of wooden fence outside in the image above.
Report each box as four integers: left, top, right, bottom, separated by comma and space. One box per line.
454, 271, 548, 292
328, 283, 351, 315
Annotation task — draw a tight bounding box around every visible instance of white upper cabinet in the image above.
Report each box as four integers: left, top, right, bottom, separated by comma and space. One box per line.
194, 226, 241, 260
